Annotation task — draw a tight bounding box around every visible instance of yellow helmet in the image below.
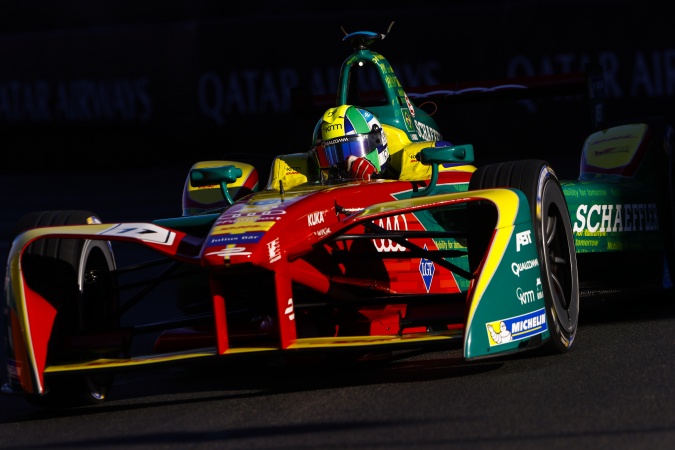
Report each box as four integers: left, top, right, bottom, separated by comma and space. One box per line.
312, 105, 389, 173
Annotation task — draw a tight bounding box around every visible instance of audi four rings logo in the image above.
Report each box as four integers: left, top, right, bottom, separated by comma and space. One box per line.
374, 215, 409, 252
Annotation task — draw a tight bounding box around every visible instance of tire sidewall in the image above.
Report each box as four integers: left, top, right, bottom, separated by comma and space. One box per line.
535, 166, 579, 351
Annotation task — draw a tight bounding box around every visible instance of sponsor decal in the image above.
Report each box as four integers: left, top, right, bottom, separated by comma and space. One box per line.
216, 209, 285, 225
486, 308, 547, 346
515, 230, 532, 252
419, 244, 434, 292
207, 233, 263, 246
239, 200, 290, 213
267, 238, 281, 263
314, 227, 331, 237
384, 74, 399, 88
536, 277, 544, 300
323, 136, 351, 146
374, 214, 409, 252
323, 123, 343, 133
377, 147, 390, 168
285, 165, 302, 175
572, 203, 659, 233
433, 239, 465, 251
516, 286, 536, 305
249, 199, 283, 206
100, 223, 176, 245
308, 210, 326, 227
403, 109, 414, 132
404, 93, 415, 117
227, 216, 258, 223
284, 298, 295, 321
212, 220, 276, 234
511, 258, 539, 277
414, 120, 442, 141
191, 184, 219, 191
205, 245, 252, 259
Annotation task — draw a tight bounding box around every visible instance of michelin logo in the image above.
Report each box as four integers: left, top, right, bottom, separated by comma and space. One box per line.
486, 308, 547, 346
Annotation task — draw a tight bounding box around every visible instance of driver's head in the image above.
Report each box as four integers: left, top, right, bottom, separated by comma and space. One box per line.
312, 105, 389, 174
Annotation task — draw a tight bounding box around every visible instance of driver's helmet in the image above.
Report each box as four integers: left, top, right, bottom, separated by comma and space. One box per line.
312, 105, 389, 174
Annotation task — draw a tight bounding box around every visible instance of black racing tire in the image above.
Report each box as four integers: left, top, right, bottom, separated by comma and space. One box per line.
469, 160, 579, 353
14, 210, 119, 407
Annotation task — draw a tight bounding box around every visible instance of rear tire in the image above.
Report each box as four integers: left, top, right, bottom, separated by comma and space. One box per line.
470, 160, 579, 353
15, 211, 119, 407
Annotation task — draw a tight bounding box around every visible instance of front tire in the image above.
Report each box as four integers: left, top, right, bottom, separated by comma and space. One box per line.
470, 160, 579, 353
14, 210, 119, 407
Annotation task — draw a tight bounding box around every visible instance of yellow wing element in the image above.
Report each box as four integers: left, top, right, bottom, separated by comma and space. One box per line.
267, 152, 320, 191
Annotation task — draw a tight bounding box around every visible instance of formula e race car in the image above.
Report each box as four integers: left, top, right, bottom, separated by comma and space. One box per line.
3, 24, 673, 408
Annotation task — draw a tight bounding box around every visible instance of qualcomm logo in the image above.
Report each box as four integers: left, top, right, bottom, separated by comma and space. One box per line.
374, 214, 409, 252
511, 258, 539, 276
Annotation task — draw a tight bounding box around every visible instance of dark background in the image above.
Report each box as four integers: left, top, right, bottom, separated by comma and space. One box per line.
1, 0, 673, 171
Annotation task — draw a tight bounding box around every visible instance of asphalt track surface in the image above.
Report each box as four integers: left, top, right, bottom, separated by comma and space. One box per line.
1, 167, 675, 450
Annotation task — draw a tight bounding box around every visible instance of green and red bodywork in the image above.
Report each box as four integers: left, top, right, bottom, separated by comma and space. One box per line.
4, 166, 550, 396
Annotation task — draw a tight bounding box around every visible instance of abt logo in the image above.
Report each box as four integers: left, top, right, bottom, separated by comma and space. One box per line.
374, 215, 409, 252
516, 230, 532, 252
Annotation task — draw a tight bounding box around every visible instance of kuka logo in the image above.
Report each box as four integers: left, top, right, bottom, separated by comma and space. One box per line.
307, 210, 326, 226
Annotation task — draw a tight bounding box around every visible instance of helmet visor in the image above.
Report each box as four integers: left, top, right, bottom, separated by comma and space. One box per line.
316, 133, 381, 169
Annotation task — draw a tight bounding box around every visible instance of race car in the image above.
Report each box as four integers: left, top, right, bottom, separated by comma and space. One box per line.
2, 24, 671, 408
